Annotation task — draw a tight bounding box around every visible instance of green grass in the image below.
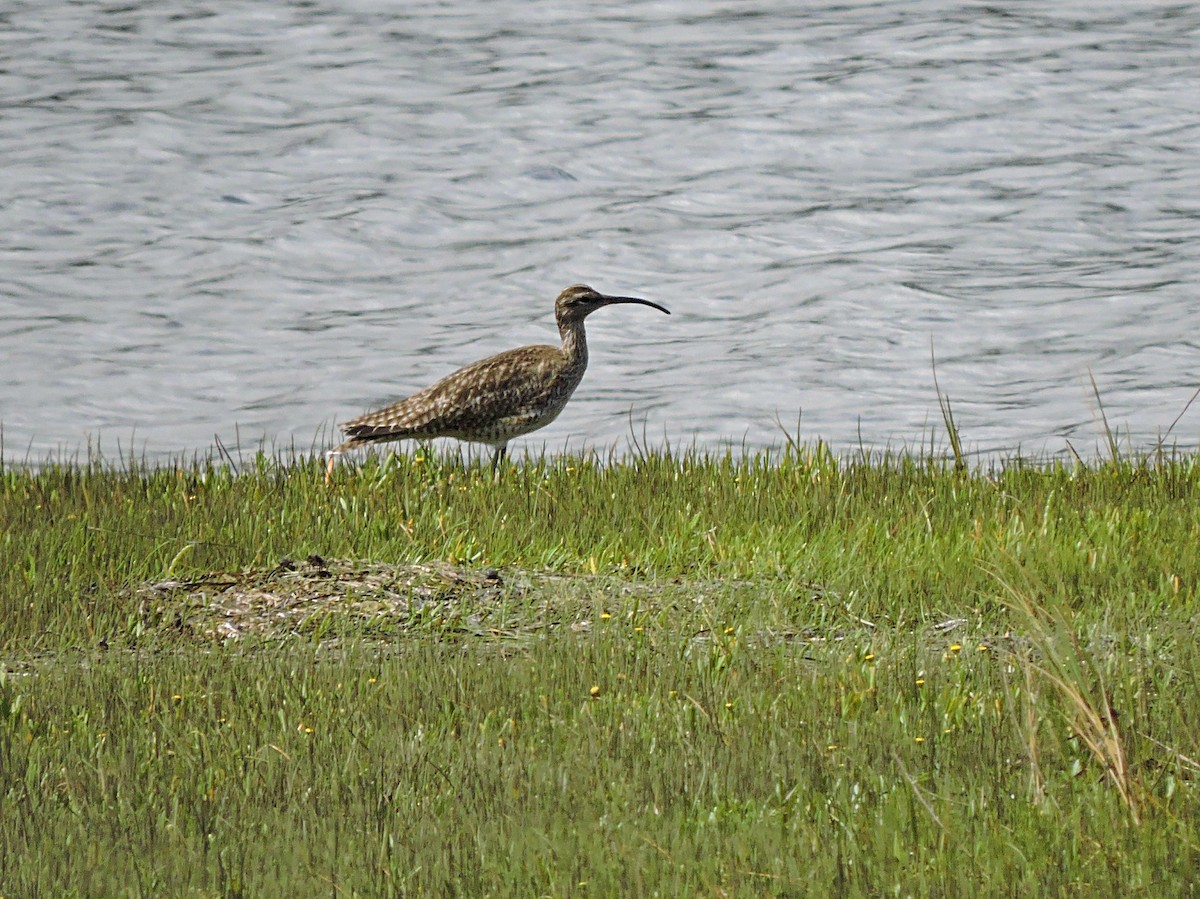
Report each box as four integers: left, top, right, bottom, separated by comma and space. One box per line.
2, 446, 1199, 895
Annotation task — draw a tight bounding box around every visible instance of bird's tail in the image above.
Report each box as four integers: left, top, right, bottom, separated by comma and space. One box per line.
324, 429, 413, 483
324, 435, 365, 484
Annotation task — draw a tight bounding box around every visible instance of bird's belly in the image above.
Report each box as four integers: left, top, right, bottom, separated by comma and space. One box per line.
449, 402, 567, 445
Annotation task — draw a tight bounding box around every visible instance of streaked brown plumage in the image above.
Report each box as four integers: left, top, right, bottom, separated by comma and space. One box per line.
325, 284, 669, 481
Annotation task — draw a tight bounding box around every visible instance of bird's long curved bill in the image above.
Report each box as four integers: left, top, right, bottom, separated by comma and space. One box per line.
599, 295, 671, 315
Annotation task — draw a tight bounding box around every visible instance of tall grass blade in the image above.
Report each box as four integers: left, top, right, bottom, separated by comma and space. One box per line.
930, 338, 966, 473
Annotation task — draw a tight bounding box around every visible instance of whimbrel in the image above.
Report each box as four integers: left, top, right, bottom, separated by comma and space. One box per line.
325, 284, 669, 482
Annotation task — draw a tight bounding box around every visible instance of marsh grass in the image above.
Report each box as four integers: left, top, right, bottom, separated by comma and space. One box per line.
2, 445, 1200, 895
995, 562, 1142, 822
931, 340, 967, 474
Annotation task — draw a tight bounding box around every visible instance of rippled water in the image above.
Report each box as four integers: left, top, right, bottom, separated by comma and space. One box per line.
2, 1, 1199, 465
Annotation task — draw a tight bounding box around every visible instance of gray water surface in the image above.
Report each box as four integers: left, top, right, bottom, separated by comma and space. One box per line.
2, 1, 1199, 464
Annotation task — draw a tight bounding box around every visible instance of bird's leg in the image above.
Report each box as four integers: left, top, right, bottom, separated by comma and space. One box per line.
490, 443, 508, 479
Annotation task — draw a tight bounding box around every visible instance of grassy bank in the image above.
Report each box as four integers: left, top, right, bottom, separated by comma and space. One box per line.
2, 447, 1199, 895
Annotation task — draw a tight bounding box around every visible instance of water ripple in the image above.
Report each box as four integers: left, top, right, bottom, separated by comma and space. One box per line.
2, 0, 1198, 463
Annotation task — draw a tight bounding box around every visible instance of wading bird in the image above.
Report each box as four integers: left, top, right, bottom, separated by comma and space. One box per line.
325, 284, 669, 482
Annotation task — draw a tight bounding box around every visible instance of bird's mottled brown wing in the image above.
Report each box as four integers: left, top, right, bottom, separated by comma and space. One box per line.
340, 344, 572, 444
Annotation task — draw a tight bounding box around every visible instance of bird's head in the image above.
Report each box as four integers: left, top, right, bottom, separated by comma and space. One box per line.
554, 284, 670, 325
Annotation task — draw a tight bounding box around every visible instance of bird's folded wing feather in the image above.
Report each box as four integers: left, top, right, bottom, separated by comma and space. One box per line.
342, 345, 564, 439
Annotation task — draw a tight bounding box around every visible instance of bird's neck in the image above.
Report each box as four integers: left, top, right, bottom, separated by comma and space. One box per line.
558, 318, 589, 371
